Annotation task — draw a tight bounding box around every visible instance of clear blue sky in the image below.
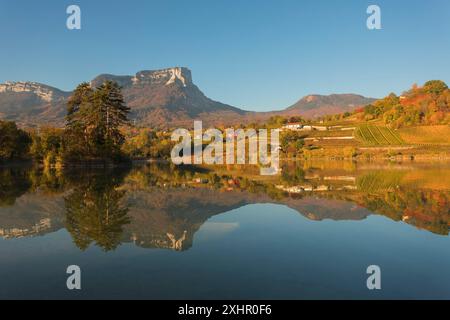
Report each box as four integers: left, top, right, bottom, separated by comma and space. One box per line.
1, 0, 449, 111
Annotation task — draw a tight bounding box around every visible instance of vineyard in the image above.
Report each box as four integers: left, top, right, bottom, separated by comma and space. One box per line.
355, 124, 405, 146
397, 125, 450, 145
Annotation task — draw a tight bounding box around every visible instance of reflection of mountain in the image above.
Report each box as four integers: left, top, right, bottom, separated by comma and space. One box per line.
0, 167, 74, 239
0, 163, 448, 251
0, 218, 53, 239
123, 188, 374, 251
0, 175, 371, 250
281, 197, 370, 221
0, 168, 32, 207
123, 188, 249, 251
0, 190, 66, 238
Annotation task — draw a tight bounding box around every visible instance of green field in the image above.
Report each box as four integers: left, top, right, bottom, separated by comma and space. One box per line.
355, 124, 404, 146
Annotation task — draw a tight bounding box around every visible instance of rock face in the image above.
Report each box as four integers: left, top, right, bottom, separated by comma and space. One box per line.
0, 82, 69, 127
90, 67, 247, 128
90, 67, 193, 88
0, 82, 67, 102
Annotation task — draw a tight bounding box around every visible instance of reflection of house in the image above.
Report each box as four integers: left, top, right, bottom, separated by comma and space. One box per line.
193, 178, 208, 184
275, 185, 330, 193
324, 176, 356, 182
276, 183, 359, 193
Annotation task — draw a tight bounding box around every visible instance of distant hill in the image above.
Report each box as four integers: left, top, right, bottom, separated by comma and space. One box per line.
282, 94, 376, 118
0, 67, 377, 128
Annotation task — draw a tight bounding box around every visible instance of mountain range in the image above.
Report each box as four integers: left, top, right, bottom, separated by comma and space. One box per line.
0, 67, 376, 128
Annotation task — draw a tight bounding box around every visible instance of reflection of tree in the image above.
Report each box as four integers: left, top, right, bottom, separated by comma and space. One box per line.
125, 162, 211, 188
65, 170, 130, 251
28, 167, 67, 195
0, 168, 31, 206
281, 164, 305, 186
360, 188, 449, 235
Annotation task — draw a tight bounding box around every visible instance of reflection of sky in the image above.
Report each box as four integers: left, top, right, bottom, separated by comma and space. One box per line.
0, 203, 450, 299
196, 222, 240, 239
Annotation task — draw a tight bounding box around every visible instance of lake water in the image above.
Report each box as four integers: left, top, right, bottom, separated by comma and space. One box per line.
0, 161, 449, 299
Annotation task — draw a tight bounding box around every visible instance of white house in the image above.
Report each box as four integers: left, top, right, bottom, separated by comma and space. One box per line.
282, 123, 328, 131
282, 123, 304, 130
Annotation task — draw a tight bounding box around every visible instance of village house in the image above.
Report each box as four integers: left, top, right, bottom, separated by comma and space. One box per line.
282, 123, 328, 131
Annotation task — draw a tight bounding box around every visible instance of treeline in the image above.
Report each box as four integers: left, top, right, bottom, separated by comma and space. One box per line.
122, 128, 174, 159
0, 121, 31, 161
359, 80, 449, 128
62, 80, 131, 163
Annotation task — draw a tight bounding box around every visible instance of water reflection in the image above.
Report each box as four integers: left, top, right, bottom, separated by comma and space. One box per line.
64, 169, 130, 251
0, 168, 31, 206
0, 161, 449, 251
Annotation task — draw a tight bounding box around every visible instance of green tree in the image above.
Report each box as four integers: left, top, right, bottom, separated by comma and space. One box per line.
64, 81, 130, 160
94, 81, 131, 156
65, 83, 95, 157
0, 121, 32, 161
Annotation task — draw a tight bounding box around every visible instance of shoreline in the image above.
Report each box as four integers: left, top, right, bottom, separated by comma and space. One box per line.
2, 151, 450, 169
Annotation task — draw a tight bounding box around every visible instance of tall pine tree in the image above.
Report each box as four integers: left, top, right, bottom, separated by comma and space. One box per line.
95, 81, 131, 156
65, 82, 94, 157
64, 81, 130, 160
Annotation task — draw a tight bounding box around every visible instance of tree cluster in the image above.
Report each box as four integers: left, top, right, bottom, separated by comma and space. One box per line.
64, 81, 131, 161
361, 80, 449, 128
0, 121, 31, 161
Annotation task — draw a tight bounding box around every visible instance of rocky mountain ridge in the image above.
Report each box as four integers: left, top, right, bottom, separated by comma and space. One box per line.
0, 67, 375, 128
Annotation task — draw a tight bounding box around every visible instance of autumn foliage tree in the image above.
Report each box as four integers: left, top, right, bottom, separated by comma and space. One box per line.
362, 80, 449, 128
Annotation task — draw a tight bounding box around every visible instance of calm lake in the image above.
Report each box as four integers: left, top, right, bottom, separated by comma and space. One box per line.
0, 161, 449, 299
